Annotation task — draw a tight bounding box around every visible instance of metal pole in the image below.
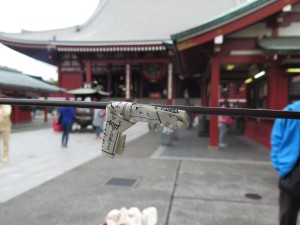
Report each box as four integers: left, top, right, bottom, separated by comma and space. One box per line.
0, 98, 300, 119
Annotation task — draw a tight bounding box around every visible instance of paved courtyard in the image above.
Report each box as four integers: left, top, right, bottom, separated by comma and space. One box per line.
0, 121, 293, 225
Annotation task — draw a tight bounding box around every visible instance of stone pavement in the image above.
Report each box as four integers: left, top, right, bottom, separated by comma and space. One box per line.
0, 121, 148, 203
0, 122, 295, 225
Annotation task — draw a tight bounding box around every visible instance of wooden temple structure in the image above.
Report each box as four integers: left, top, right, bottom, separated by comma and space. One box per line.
1, 0, 300, 147
0, 0, 246, 103
169, 0, 300, 147
0, 67, 61, 123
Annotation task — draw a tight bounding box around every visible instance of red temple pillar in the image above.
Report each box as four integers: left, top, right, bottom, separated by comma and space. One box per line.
267, 63, 288, 110
85, 59, 92, 87
167, 63, 173, 105
209, 56, 220, 148
58, 63, 62, 88
125, 64, 131, 101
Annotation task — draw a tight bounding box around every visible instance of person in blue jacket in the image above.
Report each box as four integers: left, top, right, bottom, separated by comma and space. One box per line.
271, 101, 300, 225
58, 99, 76, 148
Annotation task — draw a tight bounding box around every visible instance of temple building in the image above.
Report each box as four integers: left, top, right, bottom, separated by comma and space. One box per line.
168, 0, 300, 147
0, 0, 247, 104
0, 67, 61, 123
1, 0, 300, 147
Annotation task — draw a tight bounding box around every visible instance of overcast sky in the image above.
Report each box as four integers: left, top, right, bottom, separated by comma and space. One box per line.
0, 0, 100, 81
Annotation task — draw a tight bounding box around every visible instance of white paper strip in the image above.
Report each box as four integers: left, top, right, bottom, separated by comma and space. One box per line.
101, 102, 189, 158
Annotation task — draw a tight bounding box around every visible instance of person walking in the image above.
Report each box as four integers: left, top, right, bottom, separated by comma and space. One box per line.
271, 101, 300, 225
92, 108, 105, 139
58, 100, 76, 147
218, 100, 232, 148
0, 94, 12, 163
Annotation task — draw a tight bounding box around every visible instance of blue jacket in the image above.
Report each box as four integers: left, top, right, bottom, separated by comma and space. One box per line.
58, 107, 76, 126
271, 101, 300, 177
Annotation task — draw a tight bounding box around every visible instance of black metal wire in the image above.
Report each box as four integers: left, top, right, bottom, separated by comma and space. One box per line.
0, 98, 107, 109
152, 104, 300, 119
0, 98, 299, 119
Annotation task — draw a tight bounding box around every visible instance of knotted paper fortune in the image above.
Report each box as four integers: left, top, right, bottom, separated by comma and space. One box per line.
101, 102, 189, 158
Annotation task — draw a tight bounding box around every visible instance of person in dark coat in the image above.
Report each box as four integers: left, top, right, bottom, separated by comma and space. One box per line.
58, 100, 76, 147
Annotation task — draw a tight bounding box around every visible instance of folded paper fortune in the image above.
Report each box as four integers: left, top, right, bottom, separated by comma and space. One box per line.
101, 102, 189, 158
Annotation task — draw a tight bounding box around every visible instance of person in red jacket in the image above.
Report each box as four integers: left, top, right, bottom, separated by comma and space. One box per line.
218, 100, 232, 148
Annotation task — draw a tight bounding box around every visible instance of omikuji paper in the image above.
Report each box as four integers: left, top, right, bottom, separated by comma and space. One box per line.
101, 102, 189, 158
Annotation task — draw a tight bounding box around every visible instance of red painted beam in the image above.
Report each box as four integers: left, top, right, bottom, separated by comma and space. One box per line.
92, 58, 170, 64
178, 0, 299, 51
